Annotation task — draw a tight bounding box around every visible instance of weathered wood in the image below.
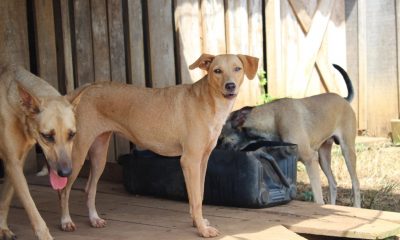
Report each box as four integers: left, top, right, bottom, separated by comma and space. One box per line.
90, 0, 116, 163
174, 0, 203, 84
73, 0, 94, 86
247, 0, 263, 105
108, 0, 130, 160
0, 0, 36, 172
265, 0, 283, 98
344, 0, 359, 117
20, 181, 400, 239
91, 0, 111, 82
288, 0, 312, 33
147, 0, 176, 88
364, 0, 398, 136
60, 0, 74, 93
34, 0, 58, 88
226, 0, 261, 110
0, 0, 30, 68
290, 0, 334, 98
125, 0, 146, 87
357, 0, 368, 131
201, 0, 226, 54
397, 0, 400, 117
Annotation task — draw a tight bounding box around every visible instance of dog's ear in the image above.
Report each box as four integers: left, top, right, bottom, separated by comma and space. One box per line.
237, 55, 259, 80
189, 54, 215, 71
66, 83, 92, 110
230, 106, 254, 129
17, 83, 41, 116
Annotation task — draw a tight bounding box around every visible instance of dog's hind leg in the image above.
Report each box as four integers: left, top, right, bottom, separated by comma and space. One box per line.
302, 150, 325, 204
319, 139, 337, 204
340, 138, 361, 207
86, 132, 112, 228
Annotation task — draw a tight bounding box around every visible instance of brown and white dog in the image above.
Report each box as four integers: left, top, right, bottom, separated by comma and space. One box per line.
59, 54, 259, 237
0, 64, 87, 239
218, 64, 361, 207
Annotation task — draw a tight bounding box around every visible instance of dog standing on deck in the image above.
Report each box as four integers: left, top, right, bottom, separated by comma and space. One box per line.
0, 64, 87, 239
219, 64, 361, 207
59, 54, 259, 237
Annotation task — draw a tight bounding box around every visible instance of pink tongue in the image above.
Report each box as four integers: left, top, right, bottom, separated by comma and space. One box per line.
49, 170, 67, 190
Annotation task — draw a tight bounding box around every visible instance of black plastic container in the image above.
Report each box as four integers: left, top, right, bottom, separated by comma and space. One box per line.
119, 141, 298, 208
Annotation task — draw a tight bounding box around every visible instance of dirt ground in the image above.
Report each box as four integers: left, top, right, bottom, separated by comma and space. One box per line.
295, 138, 400, 212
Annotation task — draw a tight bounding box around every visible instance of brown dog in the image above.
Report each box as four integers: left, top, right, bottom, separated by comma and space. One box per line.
59, 54, 259, 237
219, 64, 361, 207
0, 64, 87, 239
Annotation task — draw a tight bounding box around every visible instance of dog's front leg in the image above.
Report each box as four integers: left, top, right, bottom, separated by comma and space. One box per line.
0, 176, 16, 239
180, 152, 219, 238
5, 160, 53, 239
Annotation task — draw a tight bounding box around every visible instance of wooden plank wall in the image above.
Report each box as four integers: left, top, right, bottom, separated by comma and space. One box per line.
1, 0, 399, 169
266, 0, 400, 137
0, 0, 263, 165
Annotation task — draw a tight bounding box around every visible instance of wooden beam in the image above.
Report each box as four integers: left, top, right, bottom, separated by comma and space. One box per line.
290, 0, 334, 98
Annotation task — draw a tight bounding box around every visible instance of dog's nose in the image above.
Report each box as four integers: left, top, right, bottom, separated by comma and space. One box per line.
57, 167, 72, 177
225, 82, 236, 92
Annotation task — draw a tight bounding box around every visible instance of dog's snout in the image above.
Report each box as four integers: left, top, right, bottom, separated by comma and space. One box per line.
225, 82, 236, 92
57, 167, 72, 177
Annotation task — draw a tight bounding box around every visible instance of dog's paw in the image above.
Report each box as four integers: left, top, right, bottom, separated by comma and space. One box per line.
198, 226, 219, 238
0, 228, 17, 240
90, 218, 107, 228
61, 221, 76, 232
193, 218, 210, 227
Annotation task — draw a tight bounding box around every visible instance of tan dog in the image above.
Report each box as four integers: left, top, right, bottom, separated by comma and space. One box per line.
0, 64, 87, 239
59, 54, 259, 237
219, 64, 361, 207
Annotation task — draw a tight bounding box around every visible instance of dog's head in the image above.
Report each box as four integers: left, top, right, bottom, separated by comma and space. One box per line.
189, 54, 259, 100
218, 106, 255, 150
17, 83, 88, 190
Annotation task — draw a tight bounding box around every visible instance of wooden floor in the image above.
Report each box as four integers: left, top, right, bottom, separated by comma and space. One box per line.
6, 176, 400, 240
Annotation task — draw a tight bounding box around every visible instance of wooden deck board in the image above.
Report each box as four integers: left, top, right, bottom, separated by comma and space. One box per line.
8, 177, 400, 239
9, 179, 305, 240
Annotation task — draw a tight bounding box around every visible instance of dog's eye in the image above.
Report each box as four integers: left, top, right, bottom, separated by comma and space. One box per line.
68, 131, 76, 141
234, 66, 242, 72
213, 69, 222, 74
40, 133, 55, 143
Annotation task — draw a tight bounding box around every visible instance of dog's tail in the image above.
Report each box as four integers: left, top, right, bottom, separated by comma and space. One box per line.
332, 64, 354, 102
